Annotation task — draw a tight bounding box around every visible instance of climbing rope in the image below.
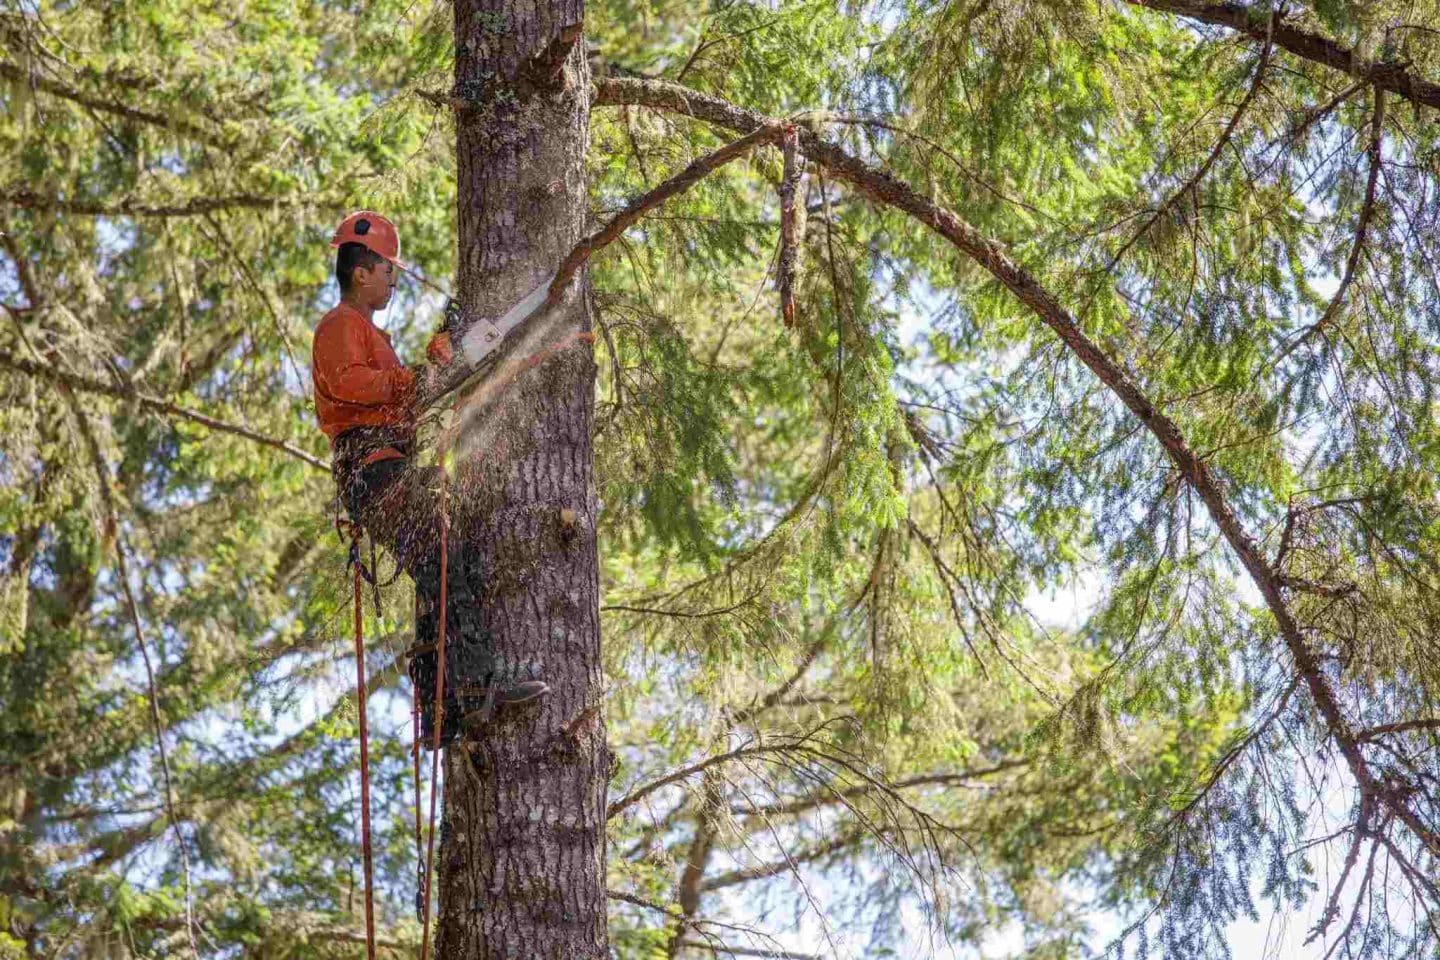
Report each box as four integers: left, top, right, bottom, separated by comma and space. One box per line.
342, 520, 379, 960
418, 469, 449, 960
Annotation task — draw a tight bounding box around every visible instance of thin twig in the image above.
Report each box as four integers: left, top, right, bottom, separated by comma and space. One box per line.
1102, 10, 1277, 276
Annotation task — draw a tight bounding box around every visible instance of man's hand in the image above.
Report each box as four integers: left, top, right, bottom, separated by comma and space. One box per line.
427, 331, 454, 367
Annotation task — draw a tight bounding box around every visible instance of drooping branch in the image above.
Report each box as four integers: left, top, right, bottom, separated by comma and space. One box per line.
1103, 9, 1276, 275
0, 349, 330, 472
0, 58, 227, 146
1273, 85, 1386, 363
667, 769, 725, 958
1124, 1, 1440, 112
608, 891, 817, 958
729, 760, 1028, 820
0, 185, 331, 219
608, 740, 793, 820
592, 75, 1440, 858
674, 942, 818, 960
700, 832, 865, 892
67, 651, 403, 873
69, 403, 200, 958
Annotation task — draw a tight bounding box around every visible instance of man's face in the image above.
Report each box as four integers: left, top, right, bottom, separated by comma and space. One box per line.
353, 258, 396, 311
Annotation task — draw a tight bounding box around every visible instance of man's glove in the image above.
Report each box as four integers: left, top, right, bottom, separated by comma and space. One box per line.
427, 331, 454, 367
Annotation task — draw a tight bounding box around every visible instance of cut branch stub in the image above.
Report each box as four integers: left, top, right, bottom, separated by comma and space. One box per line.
520, 20, 585, 94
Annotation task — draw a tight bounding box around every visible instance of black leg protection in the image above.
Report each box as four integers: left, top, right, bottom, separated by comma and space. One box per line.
409, 540, 493, 746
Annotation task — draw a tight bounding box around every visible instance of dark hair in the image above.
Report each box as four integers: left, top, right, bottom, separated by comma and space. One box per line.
336, 241, 386, 291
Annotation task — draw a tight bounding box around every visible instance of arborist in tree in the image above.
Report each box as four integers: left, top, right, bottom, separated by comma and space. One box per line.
312, 211, 549, 747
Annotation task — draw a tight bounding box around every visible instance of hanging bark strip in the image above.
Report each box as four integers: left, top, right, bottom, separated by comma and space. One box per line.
593, 75, 1439, 858
350, 559, 377, 960
778, 123, 801, 326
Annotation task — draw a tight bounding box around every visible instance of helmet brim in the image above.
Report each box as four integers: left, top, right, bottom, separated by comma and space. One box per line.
329, 237, 407, 271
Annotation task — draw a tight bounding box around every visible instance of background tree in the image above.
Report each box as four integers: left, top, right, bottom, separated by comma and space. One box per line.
1, 1, 1437, 958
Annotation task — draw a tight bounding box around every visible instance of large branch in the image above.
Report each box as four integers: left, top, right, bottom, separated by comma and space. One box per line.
1125, 1, 1440, 111
593, 76, 1439, 857
0, 349, 329, 472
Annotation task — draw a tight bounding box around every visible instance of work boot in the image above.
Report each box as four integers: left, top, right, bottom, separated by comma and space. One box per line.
411, 681, 550, 748
408, 642, 550, 747
457, 679, 551, 730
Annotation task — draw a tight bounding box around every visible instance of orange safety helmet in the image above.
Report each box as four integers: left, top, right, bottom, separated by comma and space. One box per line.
330, 211, 407, 270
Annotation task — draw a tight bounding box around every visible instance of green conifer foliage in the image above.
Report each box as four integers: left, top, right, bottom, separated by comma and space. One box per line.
1, 1, 1436, 957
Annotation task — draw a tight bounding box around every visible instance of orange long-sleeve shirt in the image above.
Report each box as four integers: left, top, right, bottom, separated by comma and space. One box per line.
311, 303, 416, 458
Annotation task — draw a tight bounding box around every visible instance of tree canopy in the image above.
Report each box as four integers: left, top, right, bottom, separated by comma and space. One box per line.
2, 0, 1438, 957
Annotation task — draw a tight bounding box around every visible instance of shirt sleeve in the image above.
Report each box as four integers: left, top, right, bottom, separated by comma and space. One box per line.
313, 315, 415, 407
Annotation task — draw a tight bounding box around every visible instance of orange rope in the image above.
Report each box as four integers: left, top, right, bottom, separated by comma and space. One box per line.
411, 679, 423, 877
418, 470, 449, 960
351, 558, 377, 960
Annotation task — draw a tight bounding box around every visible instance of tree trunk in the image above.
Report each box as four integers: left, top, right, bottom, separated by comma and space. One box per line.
438, 2, 608, 958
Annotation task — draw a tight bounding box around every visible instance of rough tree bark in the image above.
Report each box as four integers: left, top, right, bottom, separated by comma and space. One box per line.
437, 1, 609, 957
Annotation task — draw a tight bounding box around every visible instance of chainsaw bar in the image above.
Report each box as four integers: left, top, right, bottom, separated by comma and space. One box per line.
459, 272, 556, 366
